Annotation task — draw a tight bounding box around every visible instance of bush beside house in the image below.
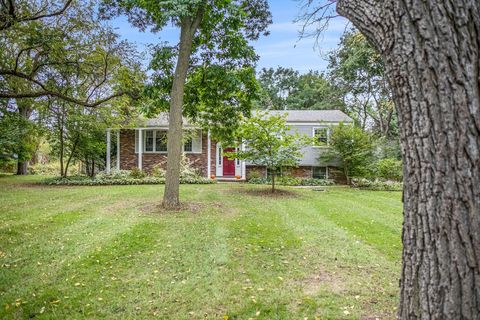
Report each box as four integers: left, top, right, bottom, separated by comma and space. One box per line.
248, 176, 335, 187
42, 169, 214, 186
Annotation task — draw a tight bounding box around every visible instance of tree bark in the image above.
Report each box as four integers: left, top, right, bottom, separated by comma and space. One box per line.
15, 102, 32, 175
163, 9, 204, 209
271, 173, 275, 193
16, 161, 27, 175
63, 134, 78, 178
338, 0, 480, 318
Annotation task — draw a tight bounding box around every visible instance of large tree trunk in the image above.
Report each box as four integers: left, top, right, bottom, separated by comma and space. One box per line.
16, 161, 27, 175
163, 11, 204, 209
338, 0, 480, 318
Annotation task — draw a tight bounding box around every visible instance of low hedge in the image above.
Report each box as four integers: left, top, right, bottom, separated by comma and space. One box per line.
351, 178, 403, 191
247, 177, 335, 186
41, 175, 215, 186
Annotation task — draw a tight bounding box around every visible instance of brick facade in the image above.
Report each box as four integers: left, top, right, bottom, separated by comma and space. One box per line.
284, 166, 313, 179
119, 129, 347, 183
119, 129, 214, 177
245, 165, 267, 180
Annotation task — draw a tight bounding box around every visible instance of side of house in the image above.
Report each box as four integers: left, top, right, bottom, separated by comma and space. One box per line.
243, 110, 351, 183
107, 110, 352, 183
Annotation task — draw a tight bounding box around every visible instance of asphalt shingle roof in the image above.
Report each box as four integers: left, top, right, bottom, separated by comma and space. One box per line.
255, 110, 353, 123
144, 109, 352, 127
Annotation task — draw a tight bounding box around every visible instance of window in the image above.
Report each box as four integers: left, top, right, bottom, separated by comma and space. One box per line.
313, 127, 329, 145
218, 147, 222, 166
138, 129, 199, 153
155, 130, 167, 152
313, 166, 327, 179
145, 130, 154, 152
183, 136, 193, 152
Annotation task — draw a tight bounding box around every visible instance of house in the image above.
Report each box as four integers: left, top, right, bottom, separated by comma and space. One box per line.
105, 110, 353, 182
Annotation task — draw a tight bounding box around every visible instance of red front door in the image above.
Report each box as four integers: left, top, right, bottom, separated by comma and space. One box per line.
223, 148, 236, 176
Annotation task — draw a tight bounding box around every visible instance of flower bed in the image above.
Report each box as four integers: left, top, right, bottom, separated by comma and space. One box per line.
41, 169, 215, 186
247, 177, 335, 187
351, 178, 403, 191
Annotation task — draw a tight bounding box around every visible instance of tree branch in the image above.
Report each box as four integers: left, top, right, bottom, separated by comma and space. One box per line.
336, 0, 387, 52
0, 0, 74, 30
0, 89, 128, 107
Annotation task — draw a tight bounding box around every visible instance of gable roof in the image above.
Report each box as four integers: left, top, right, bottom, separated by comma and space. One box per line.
256, 110, 353, 123
144, 109, 352, 127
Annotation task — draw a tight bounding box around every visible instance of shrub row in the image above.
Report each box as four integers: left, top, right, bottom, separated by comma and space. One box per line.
351, 178, 403, 191
248, 176, 335, 186
41, 173, 215, 186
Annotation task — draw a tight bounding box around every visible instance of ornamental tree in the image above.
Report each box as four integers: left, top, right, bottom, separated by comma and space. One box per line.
225, 112, 311, 192
320, 122, 374, 185
101, 0, 272, 208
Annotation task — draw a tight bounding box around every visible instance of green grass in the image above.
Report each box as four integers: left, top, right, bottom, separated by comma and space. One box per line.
0, 175, 402, 319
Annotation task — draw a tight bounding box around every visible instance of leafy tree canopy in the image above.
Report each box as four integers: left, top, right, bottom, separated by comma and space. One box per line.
256, 67, 344, 111
0, 0, 144, 107
102, 0, 271, 137
327, 30, 397, 137
0, 107, 38, 163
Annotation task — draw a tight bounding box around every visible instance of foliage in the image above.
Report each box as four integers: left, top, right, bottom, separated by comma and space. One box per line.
256, 67, 344, 110
182, 65, 260, 140
248, 176, 335, 186
0, 0, 143, 106
129, 167, 147, 179
0, 160, 16, 173
1, 0, 143, 175
351, 178, 403, 191
95, 169, 132, 180
376, 158, 403, 182
41, 174, 214, 186
226, 112, 312, 192
321, 123, 374, 184
0, 110, 39, 164
179, 154, 201, 179
327, 30, 396, 137
151, 164, 166, 178
107, 0, 271, 137
28, 161, 78, 176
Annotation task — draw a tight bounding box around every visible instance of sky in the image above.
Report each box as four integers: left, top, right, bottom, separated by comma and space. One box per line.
111, 1, 350, 73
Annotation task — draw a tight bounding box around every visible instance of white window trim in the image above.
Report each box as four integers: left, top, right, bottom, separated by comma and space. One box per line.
135, 129, 202, 154
144, 129, 168, 154
216, 143, 223, 176
312, 126, 330, 148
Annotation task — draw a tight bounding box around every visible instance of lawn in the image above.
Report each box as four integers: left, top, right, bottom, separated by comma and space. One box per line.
0, 175, 402, 319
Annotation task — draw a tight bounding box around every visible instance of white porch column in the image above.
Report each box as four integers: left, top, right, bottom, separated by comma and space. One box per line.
116, 130, 120, 170
207, 129, 211, 178
138, 129, 143, 170
241, 142, 246, 180
106, 129, 111, 174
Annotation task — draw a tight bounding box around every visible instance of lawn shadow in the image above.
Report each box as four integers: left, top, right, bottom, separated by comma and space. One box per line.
227, 185, 300, 198
138, 201, 224, 215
